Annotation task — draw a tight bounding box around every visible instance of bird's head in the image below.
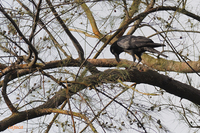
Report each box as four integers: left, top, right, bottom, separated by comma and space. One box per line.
110, 42, 122, 62
110, 45, 115, 55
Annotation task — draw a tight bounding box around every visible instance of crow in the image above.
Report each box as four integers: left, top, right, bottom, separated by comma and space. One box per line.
110, 35, 167, 66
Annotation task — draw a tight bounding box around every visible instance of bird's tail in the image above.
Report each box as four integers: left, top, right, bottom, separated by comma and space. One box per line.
146, 43, 166, 47
144, 47, 168, 58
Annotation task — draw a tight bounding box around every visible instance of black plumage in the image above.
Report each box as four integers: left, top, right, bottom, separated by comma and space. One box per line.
110, 35, 167, 66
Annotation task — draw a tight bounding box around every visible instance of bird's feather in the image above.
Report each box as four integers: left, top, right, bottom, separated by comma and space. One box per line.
143, 47, 168, 58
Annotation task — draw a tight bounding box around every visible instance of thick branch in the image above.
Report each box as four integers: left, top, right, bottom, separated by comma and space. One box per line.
0, 88, 67, 131
2, 73, 18, 113
1, 56, 200, 81
1, 67, 200, 131
127, 6, 200, 28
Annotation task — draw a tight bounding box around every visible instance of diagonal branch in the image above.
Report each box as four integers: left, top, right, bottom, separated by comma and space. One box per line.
80, 86, 130, 133
44, 100, 67, 133
0, 4, 38, 68
127, 6, 200, 28
24, 0, 42, 64
76, 0, 102, 38
29, 0, 42, 43
93, 0, 142, 59
118, 0, 141, 36
16, 0, 69, 58
46, 0, 99, 75
127, 0, 154, 35
46, 0, 84, 61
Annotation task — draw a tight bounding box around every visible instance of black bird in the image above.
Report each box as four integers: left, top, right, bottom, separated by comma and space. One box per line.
110, 35, 167, 66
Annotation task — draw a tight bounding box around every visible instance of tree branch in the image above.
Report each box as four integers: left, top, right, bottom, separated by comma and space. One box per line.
46, 0, 85, 61
2, 72, 18, 113
127, 6, 200, 27
76, 0, 102, 38
119, 0, 142, 36
127, 0, 154, 35
1, 66, 200, 131
16, 0, 69, 58
0, 4, 38, 68
1, 56, 200, 81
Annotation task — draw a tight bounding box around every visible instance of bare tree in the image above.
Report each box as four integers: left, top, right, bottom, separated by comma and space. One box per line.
0, 0, 200, 132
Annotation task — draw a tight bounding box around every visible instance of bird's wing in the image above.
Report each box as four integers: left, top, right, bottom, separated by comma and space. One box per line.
129, 36, 165, 48
116, 35, 165, 50
116, 35, 133, 49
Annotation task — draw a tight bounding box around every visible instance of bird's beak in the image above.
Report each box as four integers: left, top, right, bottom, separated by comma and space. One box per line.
114, 54, 120, 62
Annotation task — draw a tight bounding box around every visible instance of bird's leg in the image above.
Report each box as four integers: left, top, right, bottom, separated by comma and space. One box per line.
128, 54, 136, 69
135, 56, 142, 67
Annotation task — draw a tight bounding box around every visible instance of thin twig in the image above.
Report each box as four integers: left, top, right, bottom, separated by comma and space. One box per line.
80, 86, 130, 133
45, 100, 67, 133
95, 88, 147, 133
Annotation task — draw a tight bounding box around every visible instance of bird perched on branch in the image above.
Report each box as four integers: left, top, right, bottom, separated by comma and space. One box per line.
110, 35, 167, 66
